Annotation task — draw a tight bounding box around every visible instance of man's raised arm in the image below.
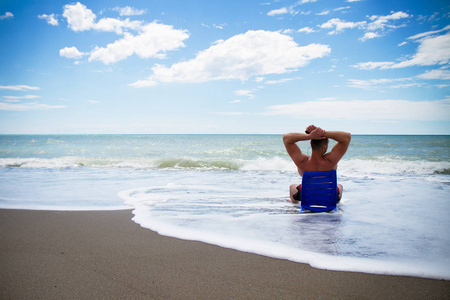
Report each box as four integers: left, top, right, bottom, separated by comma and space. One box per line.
283, 128, 324, 167
323, 130, 351, 164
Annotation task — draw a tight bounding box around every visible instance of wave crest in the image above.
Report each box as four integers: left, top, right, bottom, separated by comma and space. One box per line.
1, 156, 449, 176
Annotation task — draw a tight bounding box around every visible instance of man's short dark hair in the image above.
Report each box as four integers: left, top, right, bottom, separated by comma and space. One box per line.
311, 138, 329, 151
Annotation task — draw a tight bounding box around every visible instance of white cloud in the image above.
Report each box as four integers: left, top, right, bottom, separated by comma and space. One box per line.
348, 69, 450, 89
0, 85, 40, 91
89, 22, 189, 64
62, 2, 142, 34
113, 6, 147, 16
234, 89, 255, 99
394, 31, 450, 68
3, 95, 41, 101
267, 0, 316, 17
265, 77, 302, 84
359, 32, 380, 41
316, 10, 330, 16
319, 18, 366, 35
416, 69, 450, 80
94, 17, 142, 34
38, 14, 58, 25
334, 6, 350, 12
60, 3, 188, 65
59, 46, 87, 59
351, 61, 395, 70
298, 27, 315, 33
353, 31, 450, 69
268, 7, 290, 16
407, 25, 450, 40
265, 99, 450, 121
202, 23, 227, 30
63, 2, 96, 31
0, 12, 13, 20
347, 77, 413, 89
213, 24, 226, 29
320, 11, 410, 39
130, 30, 330, 87
367, 11, 410, 31
0, 102, 66, 111
282, 29, 294, 34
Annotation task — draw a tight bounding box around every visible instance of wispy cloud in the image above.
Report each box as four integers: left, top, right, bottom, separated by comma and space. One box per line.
0, 102, 66, 111
38, 14, 58, 25
265, 99, 450, 121
416, 69, 450, 80
2, 95, 41, 101
0, 84, 62, 111
298, 27, 315, 33
359, 32, 381, 41
267, 0, 317, 17
0, 85, 40, 91
366, 11, 410, 31
407, 24, 450, 40
353, 29, 450, 69
130, 30, 330, 87
319, 11, 411, 39
268, 7, 292, 17
319, 18, 366, 35
0, 12, 13, 20
234, 89, 256, 99
113, 6, 147, 16
347, 77, 419, 89
316, 10, 330, 16
348, 69, 450, 89
201, 23, 227, 29
265, 77, 302, 84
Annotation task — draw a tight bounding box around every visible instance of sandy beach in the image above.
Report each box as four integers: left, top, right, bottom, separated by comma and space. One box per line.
0, 209, 448, 299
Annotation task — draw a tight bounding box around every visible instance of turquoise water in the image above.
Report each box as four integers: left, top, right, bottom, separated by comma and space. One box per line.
0, 134, 449, 279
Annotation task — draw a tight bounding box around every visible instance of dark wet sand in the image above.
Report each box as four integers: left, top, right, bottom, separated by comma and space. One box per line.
1, 209, 448, 299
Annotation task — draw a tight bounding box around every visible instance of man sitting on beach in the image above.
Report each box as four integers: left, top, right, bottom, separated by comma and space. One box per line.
283, 125, 351, 203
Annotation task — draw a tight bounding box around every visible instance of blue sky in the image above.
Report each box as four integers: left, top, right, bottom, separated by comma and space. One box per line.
0, 0, 449, 134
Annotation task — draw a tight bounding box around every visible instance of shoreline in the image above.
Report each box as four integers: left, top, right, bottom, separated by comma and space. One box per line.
1, 208, 448, 299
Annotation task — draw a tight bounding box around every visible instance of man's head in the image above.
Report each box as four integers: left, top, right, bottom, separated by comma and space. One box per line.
311, 138, 329, 154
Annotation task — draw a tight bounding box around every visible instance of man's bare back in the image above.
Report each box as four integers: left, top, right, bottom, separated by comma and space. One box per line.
283, 125, 351, 203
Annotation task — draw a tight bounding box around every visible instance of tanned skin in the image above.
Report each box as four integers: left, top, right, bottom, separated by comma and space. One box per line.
283, 125, 351, 203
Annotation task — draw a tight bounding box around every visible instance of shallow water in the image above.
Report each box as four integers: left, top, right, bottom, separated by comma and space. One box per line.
1, 134, 449, 279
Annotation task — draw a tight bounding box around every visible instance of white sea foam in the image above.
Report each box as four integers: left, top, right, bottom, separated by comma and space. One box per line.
1, 135, 449, 279
119, 169, 450, 280
1, 156, 448, 178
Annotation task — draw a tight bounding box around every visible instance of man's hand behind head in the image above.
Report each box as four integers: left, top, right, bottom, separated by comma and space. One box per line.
306, 125, 317, 134
310, 127, 326, 140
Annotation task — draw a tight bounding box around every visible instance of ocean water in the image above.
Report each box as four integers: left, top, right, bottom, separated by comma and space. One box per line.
0, 134, 449, 279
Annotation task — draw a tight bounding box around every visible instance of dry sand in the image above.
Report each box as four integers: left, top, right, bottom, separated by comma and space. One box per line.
1, 209, 448, 299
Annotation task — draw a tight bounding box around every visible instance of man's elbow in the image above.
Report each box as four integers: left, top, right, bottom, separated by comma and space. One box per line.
283, 133, 293, 144
345, 132, 352, 143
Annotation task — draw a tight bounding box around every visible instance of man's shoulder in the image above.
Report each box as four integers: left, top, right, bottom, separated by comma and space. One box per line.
294, 154, 310, 168
323, 152, 341, 165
